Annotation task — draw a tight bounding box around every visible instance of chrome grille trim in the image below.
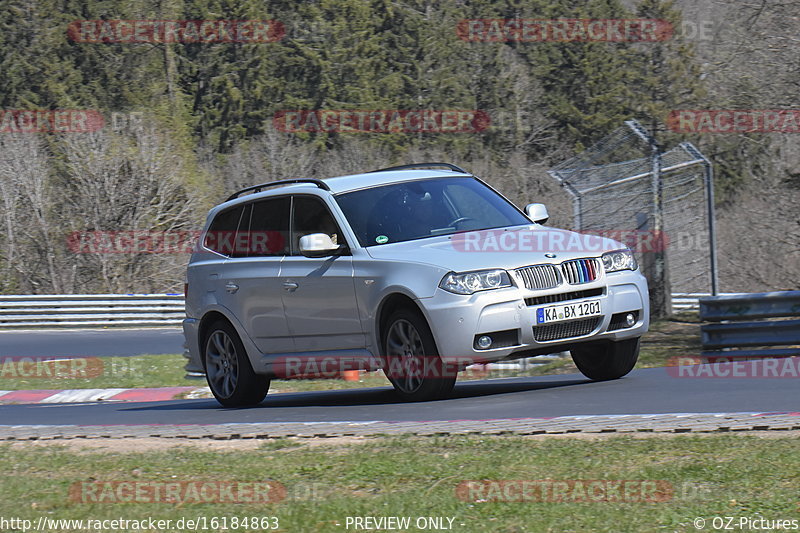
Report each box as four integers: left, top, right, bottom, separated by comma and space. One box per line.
516, 264, 560, 290
561, 258, 600, 285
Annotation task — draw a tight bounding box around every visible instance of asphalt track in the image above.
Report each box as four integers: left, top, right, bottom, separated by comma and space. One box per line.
0, 328, 184, 357
1, 362, 798, 426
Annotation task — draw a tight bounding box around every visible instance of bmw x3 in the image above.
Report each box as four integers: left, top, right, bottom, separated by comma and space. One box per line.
183, 163, 649, 406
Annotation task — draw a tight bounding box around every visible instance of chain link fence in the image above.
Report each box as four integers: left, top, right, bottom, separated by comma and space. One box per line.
548, 120, 717, 316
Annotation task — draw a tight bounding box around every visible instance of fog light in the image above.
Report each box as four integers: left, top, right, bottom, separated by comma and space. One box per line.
477, 335, 493, 349
625, 313, 636, 327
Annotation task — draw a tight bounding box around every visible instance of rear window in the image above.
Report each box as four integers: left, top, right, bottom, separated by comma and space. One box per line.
204, 205, 245, 256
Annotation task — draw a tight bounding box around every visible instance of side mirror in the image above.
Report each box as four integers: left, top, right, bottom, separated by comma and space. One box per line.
524, 203, 549, 224
299, 233, 342, 258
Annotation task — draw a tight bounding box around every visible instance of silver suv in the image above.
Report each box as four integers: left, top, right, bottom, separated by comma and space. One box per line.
183, 163, 649, 406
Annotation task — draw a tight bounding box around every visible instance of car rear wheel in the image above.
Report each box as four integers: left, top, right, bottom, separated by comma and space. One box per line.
570, 337, 640, 381
203, 320, 270, 407
382, 308, 456, 401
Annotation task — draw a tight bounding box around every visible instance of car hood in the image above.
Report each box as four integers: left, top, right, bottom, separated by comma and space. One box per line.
364, 225, 625, 271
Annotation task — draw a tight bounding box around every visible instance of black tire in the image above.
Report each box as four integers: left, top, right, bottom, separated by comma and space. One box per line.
570, 337, 641, 381
202, 320, 270, 407
381, 308, 456, 401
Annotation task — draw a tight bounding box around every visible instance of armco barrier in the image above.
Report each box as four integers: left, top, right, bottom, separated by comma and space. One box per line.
0, 292, 717, 329
0, 294, 184, 328
699, 290, 800, 358
672, 293, 707, 311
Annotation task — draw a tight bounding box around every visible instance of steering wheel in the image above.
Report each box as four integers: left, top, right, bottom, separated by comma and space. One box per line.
448, 216, 476, 227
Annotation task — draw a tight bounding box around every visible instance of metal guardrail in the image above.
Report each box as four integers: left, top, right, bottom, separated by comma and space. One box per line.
699, 290, 800, 358
672, 293, 706, 311
0, 294, 185, 328
1, 292, 710, 329
672, 293, 746, 311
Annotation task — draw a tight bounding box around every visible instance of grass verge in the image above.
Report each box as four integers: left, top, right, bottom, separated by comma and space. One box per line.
0, 354, 188, 391
0, 434, 797, 532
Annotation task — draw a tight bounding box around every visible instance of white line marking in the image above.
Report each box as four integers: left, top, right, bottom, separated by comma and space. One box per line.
41, 389, 128, 404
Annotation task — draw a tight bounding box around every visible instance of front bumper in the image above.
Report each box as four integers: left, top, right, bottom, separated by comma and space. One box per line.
420, 270, 649, 364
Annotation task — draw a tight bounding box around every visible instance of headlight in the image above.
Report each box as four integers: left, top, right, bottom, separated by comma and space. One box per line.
601, 249, 638, 272
439, 269, 512, 295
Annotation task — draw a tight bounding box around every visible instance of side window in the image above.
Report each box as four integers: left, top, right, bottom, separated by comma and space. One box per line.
291, 196, 343, 255
248, 197, 290, 256
204, 205, 245, 256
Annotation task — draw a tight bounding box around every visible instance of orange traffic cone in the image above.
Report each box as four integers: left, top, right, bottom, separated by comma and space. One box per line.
342, 370, 360, 381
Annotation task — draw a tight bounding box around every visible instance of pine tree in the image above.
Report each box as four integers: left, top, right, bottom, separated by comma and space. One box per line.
632, 0, 705, 144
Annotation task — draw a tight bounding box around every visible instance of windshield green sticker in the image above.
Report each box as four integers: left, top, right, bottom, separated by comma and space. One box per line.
375, 235, 389, 244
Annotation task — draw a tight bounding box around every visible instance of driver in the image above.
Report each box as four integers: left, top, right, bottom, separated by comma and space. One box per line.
402, 190, 437, 239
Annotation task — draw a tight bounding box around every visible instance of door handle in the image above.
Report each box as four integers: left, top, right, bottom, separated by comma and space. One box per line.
283, 281, 299, 292
225, 282, 239, 294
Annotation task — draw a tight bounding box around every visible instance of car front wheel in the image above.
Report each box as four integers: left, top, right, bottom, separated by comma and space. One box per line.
570, 337, 640, 381
382, 308, 456, 401
203, 320, 270, 407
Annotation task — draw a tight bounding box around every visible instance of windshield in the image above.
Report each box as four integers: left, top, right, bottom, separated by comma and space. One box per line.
334, 177, 531, 247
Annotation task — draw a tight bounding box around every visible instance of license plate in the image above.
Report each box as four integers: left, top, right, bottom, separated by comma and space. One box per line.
536, 300, 601, 324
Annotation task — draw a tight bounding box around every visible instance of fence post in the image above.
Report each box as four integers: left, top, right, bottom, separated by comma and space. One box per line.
649, 142, 672, 318
705, 161, 719, 296
681, 142, 719, 296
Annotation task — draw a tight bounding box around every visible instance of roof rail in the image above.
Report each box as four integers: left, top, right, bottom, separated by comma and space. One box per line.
225, 178, 330, 202
367, 162, 468, 174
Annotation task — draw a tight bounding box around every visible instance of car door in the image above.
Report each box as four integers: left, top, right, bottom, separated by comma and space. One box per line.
198, 203, 247, 320
279, 195, 365, 352
216, 196, 295, 354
